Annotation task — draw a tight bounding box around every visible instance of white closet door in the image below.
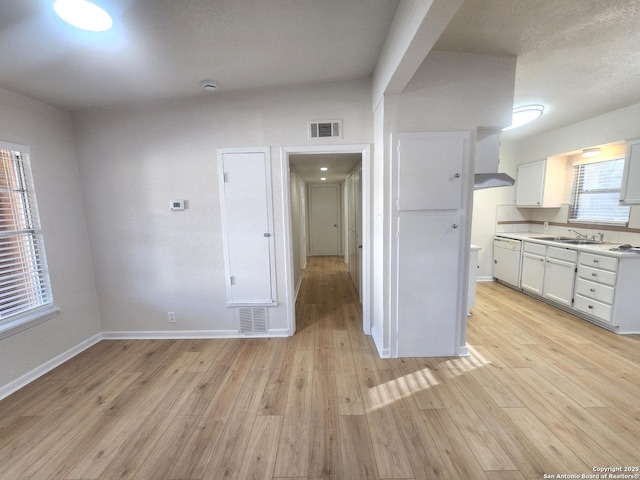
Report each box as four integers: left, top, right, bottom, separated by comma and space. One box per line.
218, 148, 276, 305
396, 214, 461, 357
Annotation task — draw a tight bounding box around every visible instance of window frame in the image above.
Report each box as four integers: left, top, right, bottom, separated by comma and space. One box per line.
568, 157, 630, 226
0, 141, 59, 339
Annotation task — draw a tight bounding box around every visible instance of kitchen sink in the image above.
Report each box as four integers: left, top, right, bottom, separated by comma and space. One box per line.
555, 238, 602, 245
530, 236, 573, 241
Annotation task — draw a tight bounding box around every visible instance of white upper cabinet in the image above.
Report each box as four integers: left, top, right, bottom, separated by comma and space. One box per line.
620, 138, 640, 204
396, 133, 464, 211
515, 157, 566, 207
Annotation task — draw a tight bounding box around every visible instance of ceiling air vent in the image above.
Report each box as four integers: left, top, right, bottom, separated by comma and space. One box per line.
238, 307, 268, 335
309, 120, 342, 140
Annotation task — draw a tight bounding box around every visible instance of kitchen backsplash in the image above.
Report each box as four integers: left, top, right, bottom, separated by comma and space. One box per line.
495, 203, 640, 246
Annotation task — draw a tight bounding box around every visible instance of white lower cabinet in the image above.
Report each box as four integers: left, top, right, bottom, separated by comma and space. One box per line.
521, 243, 578, 307
574, 253, 617, 324
500, 235, 640, 334
542, 247, 577, 307
520, 242, 546, 295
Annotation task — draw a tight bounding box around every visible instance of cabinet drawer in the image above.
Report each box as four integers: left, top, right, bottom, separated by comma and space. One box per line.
547, 246, 578, 263
524, 242, 546, 255
579, 253, 617, 272
577, 265, 616, 287
575, 278, 615, 304
574, 294, 613, 323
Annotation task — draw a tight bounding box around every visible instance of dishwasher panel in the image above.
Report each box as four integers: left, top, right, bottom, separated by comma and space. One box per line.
493, 237, 522, 288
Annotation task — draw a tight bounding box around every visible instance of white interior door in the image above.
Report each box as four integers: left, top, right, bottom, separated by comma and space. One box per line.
347, 166, 362, 294
218, 149, 276, 305
309, 184, 340, 255
397, 214, 461, 357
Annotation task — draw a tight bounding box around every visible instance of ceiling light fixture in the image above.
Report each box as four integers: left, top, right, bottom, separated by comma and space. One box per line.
581, 148, 601, 158
54, 0, 113, 32
503, 104, 545, 131
320, 167, 328, 171
320, 177, 326, 181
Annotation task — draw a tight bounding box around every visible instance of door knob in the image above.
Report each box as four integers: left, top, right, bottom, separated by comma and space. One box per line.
263, 233, 271, 237
452, 224, 459, 229
358, 245, 362, 249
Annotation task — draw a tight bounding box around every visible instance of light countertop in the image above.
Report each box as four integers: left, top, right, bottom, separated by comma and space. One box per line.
494, 232, 640, 259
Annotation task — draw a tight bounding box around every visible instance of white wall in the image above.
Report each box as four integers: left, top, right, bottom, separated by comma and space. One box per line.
472, 102, 640, 278
0, 88, 101, 390
71, 79, 373, 335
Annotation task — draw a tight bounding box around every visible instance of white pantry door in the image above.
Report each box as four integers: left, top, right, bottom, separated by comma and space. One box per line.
218, 148, 276, 305
309, 184, 340, 255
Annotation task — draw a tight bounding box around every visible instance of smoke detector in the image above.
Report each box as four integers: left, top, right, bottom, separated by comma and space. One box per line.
200, 80, 218, 91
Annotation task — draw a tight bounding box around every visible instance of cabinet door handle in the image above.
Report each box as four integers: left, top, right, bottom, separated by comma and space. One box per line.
592, 273, 597, 277
263, 233, 272, 237
590, 288, 596, 292
452, 224, 459, 229
593, 259, 599, 263
454, 173, 461, 178
588, 305, 594, 309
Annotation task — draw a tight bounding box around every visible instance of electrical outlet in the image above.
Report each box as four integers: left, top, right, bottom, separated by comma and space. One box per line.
168, 312, 176, 323
544, 221, 549, 230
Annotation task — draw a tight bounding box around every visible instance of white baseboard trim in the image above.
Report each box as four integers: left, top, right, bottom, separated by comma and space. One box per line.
457, 345, 470, 357
0, 327, 297, 400
0, 333, 103, 401
101, 328, 291, 340
477, 276, 495, 282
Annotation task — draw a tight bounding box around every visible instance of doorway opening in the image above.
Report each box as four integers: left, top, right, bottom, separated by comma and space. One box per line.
281, 145, 371, 337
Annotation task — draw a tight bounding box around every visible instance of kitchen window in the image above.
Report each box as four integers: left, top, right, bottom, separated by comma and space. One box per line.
0, 143, 58, 339
569, 158, 630, 225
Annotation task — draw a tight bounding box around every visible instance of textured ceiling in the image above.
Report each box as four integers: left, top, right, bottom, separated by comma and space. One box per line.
0, 0, 399, 110
433, 0, 640, 139
1, 0, 639, 145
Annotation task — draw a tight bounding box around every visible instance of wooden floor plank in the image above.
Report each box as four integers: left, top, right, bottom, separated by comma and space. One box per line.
237, 415, 282, 480
338, 415, 380, 480
309, 368, 342, 479
273, 349, 314, 478
201, 370, 269, 480
1, 261, 639, 480
354, 350, 414, 479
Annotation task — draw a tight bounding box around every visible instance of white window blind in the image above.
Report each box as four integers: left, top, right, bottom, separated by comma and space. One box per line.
569, 158, 630, 225
0, 147, 53, 322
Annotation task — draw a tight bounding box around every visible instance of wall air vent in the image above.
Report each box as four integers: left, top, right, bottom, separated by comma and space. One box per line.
238, 307, 268, 335
309, 120, 342, 140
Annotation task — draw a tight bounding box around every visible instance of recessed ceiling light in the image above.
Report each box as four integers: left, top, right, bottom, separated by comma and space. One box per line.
320, 167, 328, 171
54, 0, 113, 32
503, 104, 544, 131
320, 177, 327, 181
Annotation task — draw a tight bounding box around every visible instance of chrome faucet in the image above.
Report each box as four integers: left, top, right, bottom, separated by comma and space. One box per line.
596, 232, 605, 243
569, 229, 588, 239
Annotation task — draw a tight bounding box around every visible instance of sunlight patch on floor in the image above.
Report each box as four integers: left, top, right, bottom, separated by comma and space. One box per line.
365, 346, 493, 412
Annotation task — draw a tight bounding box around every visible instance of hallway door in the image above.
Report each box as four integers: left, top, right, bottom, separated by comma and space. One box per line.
309, 184, 340, 255
347, 166, 362, 294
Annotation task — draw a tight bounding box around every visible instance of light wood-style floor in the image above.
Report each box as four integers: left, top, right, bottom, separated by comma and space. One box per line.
1, 256, 639, 480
